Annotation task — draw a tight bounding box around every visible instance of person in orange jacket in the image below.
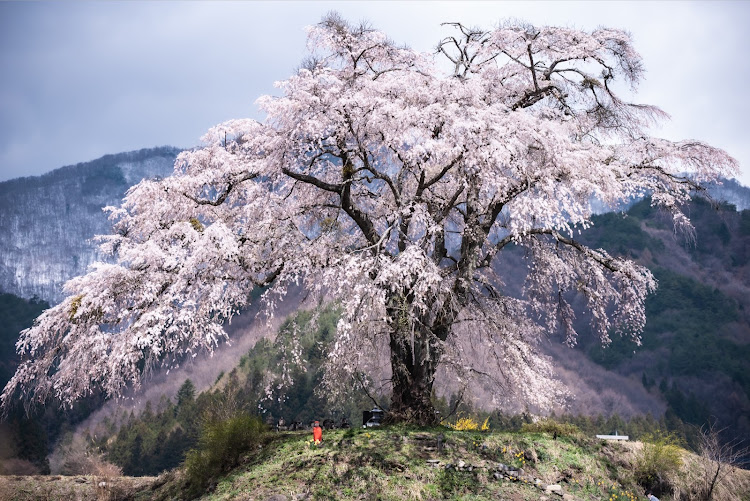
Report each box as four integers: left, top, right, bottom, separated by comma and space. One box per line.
313, 421, 323, 444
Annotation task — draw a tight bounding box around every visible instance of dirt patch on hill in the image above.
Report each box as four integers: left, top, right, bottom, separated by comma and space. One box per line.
0, 474, 155, 501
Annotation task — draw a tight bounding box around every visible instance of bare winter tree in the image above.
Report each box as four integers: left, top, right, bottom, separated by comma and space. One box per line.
1, 14, 737, 424
697, 420, 750, 500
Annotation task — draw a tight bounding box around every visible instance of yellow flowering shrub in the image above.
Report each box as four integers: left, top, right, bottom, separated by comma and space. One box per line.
447, 416, 490, 431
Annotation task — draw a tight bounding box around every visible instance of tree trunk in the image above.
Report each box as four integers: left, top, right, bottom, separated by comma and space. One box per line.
384, 297, 450, 425
387, 327, 442, 424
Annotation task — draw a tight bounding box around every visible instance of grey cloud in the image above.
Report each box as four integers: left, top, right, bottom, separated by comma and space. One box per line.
1, 1, 748, 185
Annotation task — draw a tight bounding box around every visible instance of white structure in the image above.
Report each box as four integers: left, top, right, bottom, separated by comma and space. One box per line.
596, 433, 629, 441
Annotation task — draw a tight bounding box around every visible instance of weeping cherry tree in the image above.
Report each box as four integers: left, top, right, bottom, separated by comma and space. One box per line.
2, 14, 737, 424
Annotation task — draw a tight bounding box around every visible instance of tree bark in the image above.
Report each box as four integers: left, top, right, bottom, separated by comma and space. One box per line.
387, 328, 441, 425
385, 297, 450, 425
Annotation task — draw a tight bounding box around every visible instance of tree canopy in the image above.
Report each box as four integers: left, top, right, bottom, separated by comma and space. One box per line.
2, 14, 737, 423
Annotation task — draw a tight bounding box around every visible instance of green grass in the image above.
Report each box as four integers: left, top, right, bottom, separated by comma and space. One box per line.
135, 422, 750, 501
144, 425, 680, 500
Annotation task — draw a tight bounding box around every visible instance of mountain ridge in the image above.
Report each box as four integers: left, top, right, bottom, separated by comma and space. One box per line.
0, 146, 180, 303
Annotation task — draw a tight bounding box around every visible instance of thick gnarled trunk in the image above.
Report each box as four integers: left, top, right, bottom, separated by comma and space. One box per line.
385, 298, 450, 425
387, 328, 441, 424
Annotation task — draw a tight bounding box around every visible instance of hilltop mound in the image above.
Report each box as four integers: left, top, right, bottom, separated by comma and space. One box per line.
2, 425, 749, 500
145, 426, 749, 501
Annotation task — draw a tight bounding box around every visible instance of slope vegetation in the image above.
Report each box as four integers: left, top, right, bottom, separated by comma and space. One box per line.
149, 425, 750, 501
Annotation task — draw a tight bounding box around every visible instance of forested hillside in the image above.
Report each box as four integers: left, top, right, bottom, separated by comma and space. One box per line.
0, 294, 114, 475
0, 147, 179, 303
0, 293, 49, 473
579, 197, 750, 447
0, 293, 106, 475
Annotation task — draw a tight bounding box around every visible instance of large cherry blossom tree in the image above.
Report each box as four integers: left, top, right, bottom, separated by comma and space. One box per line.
2, 15, 737, 424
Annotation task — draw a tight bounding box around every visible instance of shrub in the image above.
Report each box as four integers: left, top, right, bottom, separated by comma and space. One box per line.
183, 414, 266, 494
521, 418, 579, 437
51, 434, 122, 477
447, 416, 489, 431
635, 432, 684, 495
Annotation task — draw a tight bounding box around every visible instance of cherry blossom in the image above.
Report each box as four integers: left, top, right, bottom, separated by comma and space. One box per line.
2, 14, 737, 423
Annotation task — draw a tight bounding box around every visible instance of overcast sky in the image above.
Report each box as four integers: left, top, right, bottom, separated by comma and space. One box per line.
1, 1, 748, 186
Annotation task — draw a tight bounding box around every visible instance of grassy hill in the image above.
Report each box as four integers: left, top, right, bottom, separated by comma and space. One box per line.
156, 427, 750, 501
169, 426, 650, 500
6, 424, 747, 501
